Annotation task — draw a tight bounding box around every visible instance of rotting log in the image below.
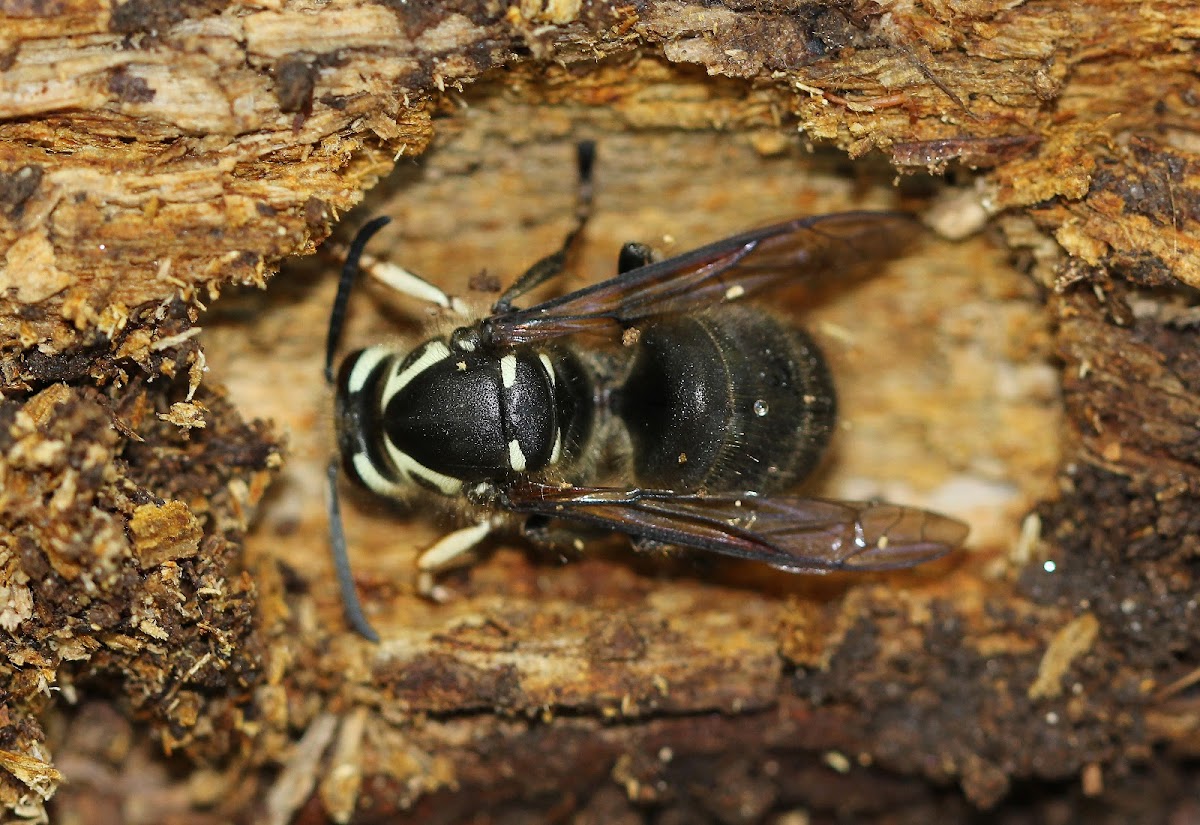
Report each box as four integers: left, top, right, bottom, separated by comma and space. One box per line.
1, 1, 1198, 822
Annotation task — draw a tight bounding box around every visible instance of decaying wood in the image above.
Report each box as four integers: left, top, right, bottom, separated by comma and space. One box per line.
1, 0, 1198, 822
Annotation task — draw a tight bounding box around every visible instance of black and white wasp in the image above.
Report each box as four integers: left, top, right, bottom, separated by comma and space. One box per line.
324, 142, 968, 640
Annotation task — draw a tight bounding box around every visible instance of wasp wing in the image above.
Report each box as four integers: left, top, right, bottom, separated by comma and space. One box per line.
484, 211, 920, 346
502, 482, 967, 572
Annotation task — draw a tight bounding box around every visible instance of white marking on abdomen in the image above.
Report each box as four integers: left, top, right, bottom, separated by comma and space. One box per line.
508, 438, 527, 472
500, 354, 517, 389
382, 340, 450, 407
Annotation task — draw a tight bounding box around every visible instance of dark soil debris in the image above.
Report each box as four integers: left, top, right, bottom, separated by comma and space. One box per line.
108, 0, 226, 36
1025, 466, 1200, 674
107, 67, 156, 103
0, 327, 282, 809
0, 164, 43, 220
273, 54, 316, 116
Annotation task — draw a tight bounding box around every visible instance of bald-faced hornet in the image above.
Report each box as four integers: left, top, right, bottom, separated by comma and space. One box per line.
325, 143, 968, 640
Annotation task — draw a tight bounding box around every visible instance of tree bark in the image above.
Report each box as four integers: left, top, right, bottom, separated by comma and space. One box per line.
1, 1, 1198, 822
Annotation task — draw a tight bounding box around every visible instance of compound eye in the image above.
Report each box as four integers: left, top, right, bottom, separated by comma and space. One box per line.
450, 326, 483, 353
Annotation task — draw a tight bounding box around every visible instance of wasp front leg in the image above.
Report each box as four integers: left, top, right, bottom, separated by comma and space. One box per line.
325, 216, 470, 383
415, 518, 500, 602
357, 252, 470, 317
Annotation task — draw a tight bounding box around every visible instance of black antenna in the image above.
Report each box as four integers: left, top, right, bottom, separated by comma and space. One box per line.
325, 215, 392, 383
326, 460, 379, 642
324, 215, 391, 642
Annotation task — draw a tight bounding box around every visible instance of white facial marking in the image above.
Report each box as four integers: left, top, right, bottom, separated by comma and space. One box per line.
549, 428, 562, 465
508, 438, 527, 473
538, 352, 555, 387
383, 340, 450, 407
500, 354, 517, 389
345, 346, 392, 394
352, 452, 406, 497
724, 284, 745, 301
383, 436, 462, 496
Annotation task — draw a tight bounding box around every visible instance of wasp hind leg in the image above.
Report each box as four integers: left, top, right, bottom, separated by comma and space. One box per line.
416, 519, 497, 602
521, 514, 615, 559
492, 141, 597, 312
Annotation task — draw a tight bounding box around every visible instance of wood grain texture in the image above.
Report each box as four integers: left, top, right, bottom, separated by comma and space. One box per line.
0, 0, 1198, 822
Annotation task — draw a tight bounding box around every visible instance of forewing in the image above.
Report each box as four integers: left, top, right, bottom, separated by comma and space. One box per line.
484, 211, 920, 346
502, 482, 967, 572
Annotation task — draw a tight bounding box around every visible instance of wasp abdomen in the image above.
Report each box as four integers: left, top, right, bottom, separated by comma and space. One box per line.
619, 308, 835, 493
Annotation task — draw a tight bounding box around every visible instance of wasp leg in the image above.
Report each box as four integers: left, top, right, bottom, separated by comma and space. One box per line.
326, 460, 380, 641
492, 141, 596, 312
521, 515, 609, 557
326, 217, 468, 382
416, 519, 496, 602
358, 253, 469, 317
616, 241, 655, 275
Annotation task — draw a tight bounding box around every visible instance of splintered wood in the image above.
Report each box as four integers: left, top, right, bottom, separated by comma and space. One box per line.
1, 0, 1198, 822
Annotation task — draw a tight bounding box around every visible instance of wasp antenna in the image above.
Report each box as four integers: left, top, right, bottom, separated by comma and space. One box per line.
325, 216, 392, 384
326, 459, 381, 642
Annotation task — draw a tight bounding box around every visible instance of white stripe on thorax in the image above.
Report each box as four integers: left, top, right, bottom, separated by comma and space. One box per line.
382, 340, 450, 407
